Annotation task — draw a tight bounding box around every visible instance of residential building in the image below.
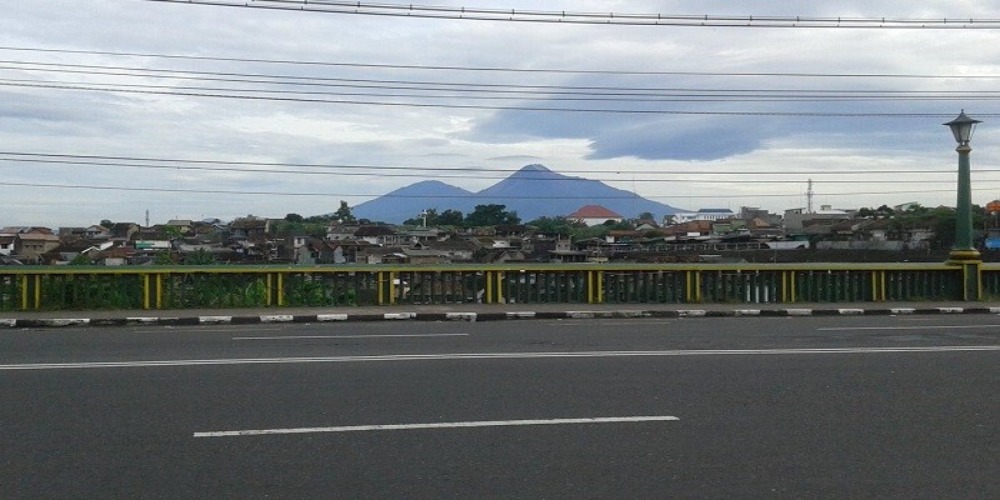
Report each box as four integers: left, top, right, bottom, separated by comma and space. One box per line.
568, 205, 624, 227
668, 208, 736, 224
85, 225, 112, 240
108, 223, 140, 243
12, 229, 61, 263
425, 239, 480, 262
738, 207, 783, 227
229, 216, 271, 242
0, 235, 15, 256
327, 223, 361, 241
355, 225, 408, 246
783, 206, 852, 232
548, 238, 588, 263
662, 220, 714, 239
165, 220, 194, 234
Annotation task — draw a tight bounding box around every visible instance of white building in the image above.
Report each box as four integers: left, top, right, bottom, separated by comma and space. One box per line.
667, 208, 736, 224
783, 205, 852, 232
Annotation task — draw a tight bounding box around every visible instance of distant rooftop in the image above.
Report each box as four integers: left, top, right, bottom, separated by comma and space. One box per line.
568, 205, 624, 219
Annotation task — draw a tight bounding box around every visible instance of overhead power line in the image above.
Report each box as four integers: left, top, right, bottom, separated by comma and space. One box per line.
7, 61, 1000, 102
4, 154, 998, 202
8, 77, 1000, 107
11, 59, 1000, 95
5, 46, 1000, 79
4, 53, 999, 116
4, 180, 998, 201
145, 0, 1000, 29
1, 156, 975, 184
5, 79, 995, 117
0, 152, 983, 178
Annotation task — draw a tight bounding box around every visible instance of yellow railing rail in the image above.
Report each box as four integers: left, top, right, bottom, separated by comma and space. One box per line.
0, 262, 993, 311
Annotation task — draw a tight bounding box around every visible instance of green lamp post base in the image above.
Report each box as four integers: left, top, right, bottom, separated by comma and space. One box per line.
946, 249, 982, 265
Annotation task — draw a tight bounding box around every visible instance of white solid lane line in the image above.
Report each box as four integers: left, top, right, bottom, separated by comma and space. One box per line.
193, 415, 681, 438
2, 345, 999, 371
819, 324, 1000, 331
231, 333, 470, 340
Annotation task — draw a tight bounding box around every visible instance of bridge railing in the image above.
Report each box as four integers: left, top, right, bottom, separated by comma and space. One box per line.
0, 262, 994, 311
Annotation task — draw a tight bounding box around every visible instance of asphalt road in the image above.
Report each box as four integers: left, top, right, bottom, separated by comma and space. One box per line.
2, 315, 998, 498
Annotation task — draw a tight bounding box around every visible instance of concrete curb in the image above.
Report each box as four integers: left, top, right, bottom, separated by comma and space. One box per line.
2, 305, 999, 328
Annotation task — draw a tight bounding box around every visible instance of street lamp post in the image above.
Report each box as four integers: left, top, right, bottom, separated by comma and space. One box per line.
944, 110, 983, 300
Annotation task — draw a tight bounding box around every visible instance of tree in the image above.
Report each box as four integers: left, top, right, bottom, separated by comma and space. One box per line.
859, 204, 896, 218
637, 212, 655, 221
527, 216, 578, 236
404, 208, 465, 227
163, 225, 184, 240
332, 201, 356, 223
284, 213, 304, 223
875, 204, 895, 217
437, 209, 465, 227
68, 254, 92, 265
464, 204, 520, 227
304, 214, 332, 223
153, 251, 176, 265
183, 248, 217, 265
404, 209, 438, 226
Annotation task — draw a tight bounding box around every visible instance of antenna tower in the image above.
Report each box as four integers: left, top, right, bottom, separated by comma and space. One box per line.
806, 179, 815, 213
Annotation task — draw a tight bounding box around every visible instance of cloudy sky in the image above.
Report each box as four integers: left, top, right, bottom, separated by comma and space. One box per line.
3, 0, 1000, 227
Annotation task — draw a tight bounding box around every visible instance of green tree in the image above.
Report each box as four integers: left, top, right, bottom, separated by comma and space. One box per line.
68, 254, 92, 265
274, 220, 327, 239
332, 201, 356, 223
164, 225, 184, 240
464, 204, 520, 227
528, 216, 578, 236
304, 214, 332, 223
438, 209, 465, 226
285, 213, 304, 223
153, 251, 176, 265
859, 204, 896, 218
404, 209, 439, 226
183, 248, 217, 265
875, 204, 895, 217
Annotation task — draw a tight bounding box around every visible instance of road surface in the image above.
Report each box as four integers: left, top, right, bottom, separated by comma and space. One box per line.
2, 315, 998, 498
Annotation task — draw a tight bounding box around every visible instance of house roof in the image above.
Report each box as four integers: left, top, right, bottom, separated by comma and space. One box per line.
568, 205, 623, 219
427, 239, 481, 251
17, 233, 60, 242
663, 220, 713, 235
354, 225, 396, 237
98, 247, 134, 259
2, 226, 55, 235
230, 218, 268, 230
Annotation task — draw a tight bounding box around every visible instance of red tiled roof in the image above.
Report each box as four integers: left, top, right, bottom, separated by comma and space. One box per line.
568, 205, 623, 219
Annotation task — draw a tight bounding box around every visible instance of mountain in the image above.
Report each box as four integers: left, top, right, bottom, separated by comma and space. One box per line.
352, 164, 683, 223
352, 180, 474, 223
